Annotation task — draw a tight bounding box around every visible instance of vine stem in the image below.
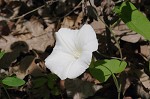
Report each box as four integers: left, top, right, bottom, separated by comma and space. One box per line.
99, 65, 122, 99
2, 85, 11, 99
89, 1, 123, 59
97, 16, 123, 59
112, 74, 121, 99
88, 1, 123, 99
97, 11, 122, 99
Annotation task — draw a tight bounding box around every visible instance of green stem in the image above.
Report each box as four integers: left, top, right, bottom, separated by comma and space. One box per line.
88, 1, 123, 59
97, 17, 123, 59
2, 85, 11, 99
112, 74, 121, 99
88, 1, 123, 98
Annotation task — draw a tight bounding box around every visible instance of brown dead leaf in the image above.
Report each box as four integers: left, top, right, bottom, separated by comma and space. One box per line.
120, 67, 150, 98
120, 67, 132, 94
117, 21, 129, 31
26, 32, 54, 51
135, 69, 150, 90
0, 41, 29, 71
5, 1, 23, 18
0, 31, 54, 52
0, 35, 18, 51
9, 55, 34, 79
140, 44, 150, 58
82, 73, 100, 84
101, 0, 115, 15
24, 16, 45, 37
123, 96, 133, 99
113, 21, 145, 43
121, 32, 144, 43
0, 19, 55, 52
91, 19, 105, 34
61, 16, 76, 28
65, 78, 102, 99
74, 12, 84, 28
10, 6, 20, 19
14, 23, 28, 34
136, 82, 150, 99
9, 50, 46, 79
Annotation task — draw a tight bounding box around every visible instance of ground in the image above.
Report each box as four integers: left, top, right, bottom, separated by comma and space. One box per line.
0, 0, 150, 99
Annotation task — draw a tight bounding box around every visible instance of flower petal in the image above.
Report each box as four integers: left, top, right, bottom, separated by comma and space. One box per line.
45, 50, 76, 80
45, 24, 98, 80
77, 24, 98, 52
45, 50, 92, 80
54, 28, 79, 54
66, 51, 92, 79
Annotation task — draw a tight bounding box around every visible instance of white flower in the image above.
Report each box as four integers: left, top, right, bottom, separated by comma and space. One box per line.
45, 24, 98, 80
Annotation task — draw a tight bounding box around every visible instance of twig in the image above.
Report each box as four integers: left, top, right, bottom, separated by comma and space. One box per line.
58, 1, 82, 20
46, 0, 82, 24
9, 0, 59, 20
96, 51, 123, 60
10, 0, 82, 24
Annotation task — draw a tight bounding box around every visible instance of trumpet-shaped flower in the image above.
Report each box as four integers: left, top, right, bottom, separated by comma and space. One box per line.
45, 24, 98, 80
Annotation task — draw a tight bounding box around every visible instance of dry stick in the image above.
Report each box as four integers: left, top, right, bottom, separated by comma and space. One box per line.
10, 0, 82, 24
44, 1, 82, 25
47, 1, 82, 25
57, 1, 82, 22
9, 0, 59, 20
96, 51, 122, 60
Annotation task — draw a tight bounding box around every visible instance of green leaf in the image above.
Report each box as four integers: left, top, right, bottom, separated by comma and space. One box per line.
32, 77, 47, 88
51, 86, 60, 96
115, 1, 150, 40
47, 73, 58, 89
2, 77, 25, 87
90, 59, 127, 82
0, 51, 5, 59
113, 5, 121, 15
90, 68, 109, 82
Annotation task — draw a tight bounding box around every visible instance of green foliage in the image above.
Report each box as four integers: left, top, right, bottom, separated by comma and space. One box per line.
47, 74, 60, 95
50, 86, 61, 96
47, 73, 58, 89
114, 1, 150, 40
32, 77, 47, 88
31, 73, 60, 96
90, 59, 127, 82
2, 76, 25, 87
0, 51, 5, 59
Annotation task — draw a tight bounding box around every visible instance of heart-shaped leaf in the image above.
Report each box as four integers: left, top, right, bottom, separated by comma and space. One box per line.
2, 77, 25, 87
90, 59, 127, 82
114, 1, 150, 40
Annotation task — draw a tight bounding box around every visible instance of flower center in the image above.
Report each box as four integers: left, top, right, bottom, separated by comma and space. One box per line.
58, 32, 82, 59
73, 51, 81, 59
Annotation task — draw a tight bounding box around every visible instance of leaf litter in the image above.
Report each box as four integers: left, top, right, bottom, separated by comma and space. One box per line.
0, 0, 150, 99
